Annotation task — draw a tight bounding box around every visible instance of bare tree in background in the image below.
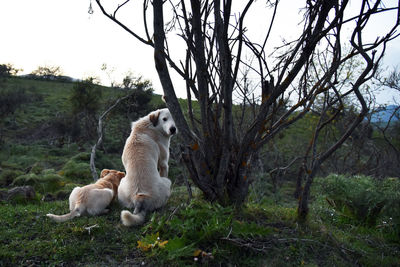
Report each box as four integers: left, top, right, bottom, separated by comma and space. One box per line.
374, 69, 400, 162
94, 0, 399, 217
31, 65, 63, 79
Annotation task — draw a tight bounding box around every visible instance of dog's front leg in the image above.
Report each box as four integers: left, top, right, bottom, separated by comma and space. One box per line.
159, 161, 169, 177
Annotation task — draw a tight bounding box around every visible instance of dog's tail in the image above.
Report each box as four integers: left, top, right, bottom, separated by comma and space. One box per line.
46, 206, 82, 223
121, 193, 150, 227
121, 210, 147, 226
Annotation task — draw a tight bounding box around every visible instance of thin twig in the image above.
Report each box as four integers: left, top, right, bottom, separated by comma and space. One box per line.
85, 224, 99, 235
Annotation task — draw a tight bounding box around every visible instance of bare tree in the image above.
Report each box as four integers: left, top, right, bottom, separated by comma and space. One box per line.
94, 0, 399, 215
101, 63, 117, 88
373, 69, 400, 162
31, 65, 63, 79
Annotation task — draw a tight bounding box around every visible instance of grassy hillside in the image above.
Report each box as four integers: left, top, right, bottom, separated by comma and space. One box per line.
0, 77, 399, 266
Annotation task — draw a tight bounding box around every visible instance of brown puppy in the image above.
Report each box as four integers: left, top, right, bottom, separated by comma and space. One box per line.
46, 169, 125, 222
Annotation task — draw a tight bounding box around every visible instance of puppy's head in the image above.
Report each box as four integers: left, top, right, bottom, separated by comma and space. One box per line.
100, 169, 113, 178
100, 169, 125, 183
149, 108, 178, 136
106, 170, 125, 186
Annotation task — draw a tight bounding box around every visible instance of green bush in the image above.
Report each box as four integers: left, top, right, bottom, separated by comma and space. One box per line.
30, 162, 44, 175
314, 174, 400, 230
0, 87, 29, 118
380, 177, 400, 235
60, 161, 91, 183
70, 152, 90, 162
58, 152, 92, 183
11, 171, 64, 194
92, 151, 122, 173
0, 169, 24, 186
70, 79, 102, 115
44, 182, 82, 201
12, 173, 39, 187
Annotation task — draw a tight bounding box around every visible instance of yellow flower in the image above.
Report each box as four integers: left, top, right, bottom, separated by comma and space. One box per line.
137, 240, 152, 252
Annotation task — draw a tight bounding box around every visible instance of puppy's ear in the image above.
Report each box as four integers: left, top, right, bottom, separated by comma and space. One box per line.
100, 169, 110, 178
149, 111, 160, 127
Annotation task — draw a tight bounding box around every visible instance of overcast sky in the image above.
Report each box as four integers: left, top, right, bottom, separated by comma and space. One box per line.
1, 0, 399, 104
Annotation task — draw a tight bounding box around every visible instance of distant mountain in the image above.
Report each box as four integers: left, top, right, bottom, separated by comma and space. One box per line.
370, 105, 400, 123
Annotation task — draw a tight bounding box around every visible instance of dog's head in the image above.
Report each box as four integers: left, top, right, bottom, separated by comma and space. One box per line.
99, 169, 125, 198
100, 169, 125, 183
149, 108, 178, 137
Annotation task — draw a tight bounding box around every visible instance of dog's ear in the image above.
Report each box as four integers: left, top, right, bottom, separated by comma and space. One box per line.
149, 111, 160, 127
100, 169, 110, 178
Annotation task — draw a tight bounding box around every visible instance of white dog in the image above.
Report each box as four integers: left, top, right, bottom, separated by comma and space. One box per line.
118, 108, 177, 226
47, 169, 125, 222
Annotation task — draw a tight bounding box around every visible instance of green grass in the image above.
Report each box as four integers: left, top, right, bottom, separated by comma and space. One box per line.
0, 201, 144, 265
1, 184, 398, 266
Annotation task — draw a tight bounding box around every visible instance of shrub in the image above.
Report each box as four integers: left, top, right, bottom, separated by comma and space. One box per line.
12, 173, 39, 187
42, 182, 82, 201
12, 171, 64, 194
0, 88, 29, 118
69, 78, 102, 140
92, 151, 122, 173
0, 63, 21, 77
48, 113, 81, 142
314, 174, 400, 230
60, 154, 92, 183
0, 169, 24, 186
30, 162, 44, 175
70, 152, 90, 162
380, 177, 400, 235
69, 79, 102, 115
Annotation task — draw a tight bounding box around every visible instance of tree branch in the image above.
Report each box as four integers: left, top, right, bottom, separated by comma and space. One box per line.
90, 93, 132, 180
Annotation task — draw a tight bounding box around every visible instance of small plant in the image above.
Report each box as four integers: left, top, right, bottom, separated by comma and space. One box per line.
137, 232, 168, 252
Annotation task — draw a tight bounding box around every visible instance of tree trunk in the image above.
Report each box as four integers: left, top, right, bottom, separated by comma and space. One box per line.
294, 166, 304, 200
297, 166, 319, 222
